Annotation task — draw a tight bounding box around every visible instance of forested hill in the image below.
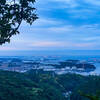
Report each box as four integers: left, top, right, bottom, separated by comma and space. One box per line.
0, 70, 100, 100
0, 70, 65, 100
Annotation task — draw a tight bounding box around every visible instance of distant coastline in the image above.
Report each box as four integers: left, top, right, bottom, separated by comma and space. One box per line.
0, 56, 99, 76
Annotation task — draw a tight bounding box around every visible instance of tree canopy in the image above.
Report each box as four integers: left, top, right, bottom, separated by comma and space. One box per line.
0, 0, 38, 44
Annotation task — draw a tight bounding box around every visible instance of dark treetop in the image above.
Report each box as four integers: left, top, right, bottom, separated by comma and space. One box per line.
0, 0, 38, 44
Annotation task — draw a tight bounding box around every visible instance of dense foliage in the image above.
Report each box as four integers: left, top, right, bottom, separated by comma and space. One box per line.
56, 74, 100, 100
0, 70, 65, 100
0, 70, 100, 100
0, 0, 38, 44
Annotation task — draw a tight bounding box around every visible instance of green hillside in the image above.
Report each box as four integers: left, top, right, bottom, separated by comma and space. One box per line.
0, 70, 100, 100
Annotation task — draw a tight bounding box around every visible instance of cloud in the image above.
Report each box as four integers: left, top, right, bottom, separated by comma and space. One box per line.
29, 41, 99, 50
21, 18, 63, 28
0, 47, 17, 51
33, 18, 63, 27
84, 0, 100, 6
82, 37, 100, 41
48, 25, 74, 33
54, 0, 78, 8
0, 39, 99, 51
50, 0, 100, 6
73, 42, 96, 48
30, 41, 66, 47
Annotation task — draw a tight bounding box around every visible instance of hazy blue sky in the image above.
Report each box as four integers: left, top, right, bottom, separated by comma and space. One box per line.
1, 0, 100, 52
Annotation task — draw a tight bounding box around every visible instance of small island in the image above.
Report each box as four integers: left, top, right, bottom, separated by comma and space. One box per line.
48, 59, 96, 73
